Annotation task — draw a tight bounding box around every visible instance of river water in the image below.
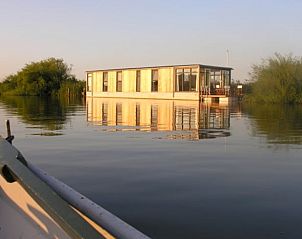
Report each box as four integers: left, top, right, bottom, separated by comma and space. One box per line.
1, 96, 302, 239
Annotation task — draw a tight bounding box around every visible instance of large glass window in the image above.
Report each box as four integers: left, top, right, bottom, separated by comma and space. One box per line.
176, 68, 197, 92
87, 73, 92, 92
136, 70, 141, 92
201, 68, 231, 95
210, 70, 222, 91
191, 69, 197, 91
205, 70, 210, 87
103, 72, 108, 92
151, 69, 158, 92
183, 68, 190, 91
116, 71, 122, 92
222, 70, 230, 86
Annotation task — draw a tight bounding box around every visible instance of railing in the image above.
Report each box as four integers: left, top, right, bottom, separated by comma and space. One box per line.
201, 87, 230, 96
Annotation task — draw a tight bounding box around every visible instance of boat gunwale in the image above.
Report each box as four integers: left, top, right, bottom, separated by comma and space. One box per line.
0, 136, 106, 239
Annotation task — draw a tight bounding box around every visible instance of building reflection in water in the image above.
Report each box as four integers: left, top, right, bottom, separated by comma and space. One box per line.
86, 98, 231, 140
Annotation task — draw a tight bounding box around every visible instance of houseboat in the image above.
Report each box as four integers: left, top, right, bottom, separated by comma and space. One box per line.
86, 64, 232, 103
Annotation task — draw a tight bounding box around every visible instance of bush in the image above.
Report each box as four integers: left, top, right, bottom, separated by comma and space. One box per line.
245, 53, 302, 104
0, 58, 84, 96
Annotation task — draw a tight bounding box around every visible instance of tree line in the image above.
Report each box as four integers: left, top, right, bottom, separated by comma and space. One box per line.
0, 58, 84, 96
2, 54, 301, 104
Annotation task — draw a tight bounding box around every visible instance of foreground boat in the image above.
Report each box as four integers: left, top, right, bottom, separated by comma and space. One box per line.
0, 121, 150, 239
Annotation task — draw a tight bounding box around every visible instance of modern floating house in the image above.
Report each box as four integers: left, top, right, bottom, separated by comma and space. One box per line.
86, 64, 232, 102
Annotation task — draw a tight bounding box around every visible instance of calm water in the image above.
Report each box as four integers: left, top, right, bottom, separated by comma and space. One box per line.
1, 96, 302, 239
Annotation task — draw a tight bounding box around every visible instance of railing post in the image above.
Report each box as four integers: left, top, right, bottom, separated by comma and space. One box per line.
5, 120, 14, 144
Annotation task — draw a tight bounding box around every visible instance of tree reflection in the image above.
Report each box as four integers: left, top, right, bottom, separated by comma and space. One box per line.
0, 96, 83, 131
243, 104, 302, 145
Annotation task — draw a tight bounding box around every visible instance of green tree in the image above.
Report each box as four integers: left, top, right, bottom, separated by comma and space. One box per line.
0, 58, 84, 96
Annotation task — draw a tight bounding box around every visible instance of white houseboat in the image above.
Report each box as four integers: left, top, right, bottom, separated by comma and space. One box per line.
86, 64, 232, 103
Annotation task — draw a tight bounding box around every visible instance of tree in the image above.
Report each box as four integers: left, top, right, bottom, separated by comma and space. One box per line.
0, 58, 84, 96
246, 54, 302, 104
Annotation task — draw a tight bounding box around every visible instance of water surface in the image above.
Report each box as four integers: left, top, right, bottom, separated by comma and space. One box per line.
1, 96, 302, 239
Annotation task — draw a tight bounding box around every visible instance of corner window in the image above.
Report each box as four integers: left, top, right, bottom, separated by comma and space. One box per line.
175, 68, 197, 92
222, 70, 231, 86
87, 73, 92, 92
210, 70, 222, 89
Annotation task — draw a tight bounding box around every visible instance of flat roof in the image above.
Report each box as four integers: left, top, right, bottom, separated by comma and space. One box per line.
86, 64, 233, 73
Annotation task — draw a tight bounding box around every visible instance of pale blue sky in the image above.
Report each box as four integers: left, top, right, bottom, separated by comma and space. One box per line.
0, 0, 301, 81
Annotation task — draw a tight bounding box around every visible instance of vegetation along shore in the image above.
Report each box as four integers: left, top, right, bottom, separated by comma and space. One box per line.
0, 58, 84, 97
244, 53, 302, 104
1, 54, 302, 104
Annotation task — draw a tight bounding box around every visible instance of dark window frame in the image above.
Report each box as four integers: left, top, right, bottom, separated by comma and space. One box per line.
116, 71, 122, 92
151, 69, 158, 92
103, 72, 108, 92
136, 70, 141, 92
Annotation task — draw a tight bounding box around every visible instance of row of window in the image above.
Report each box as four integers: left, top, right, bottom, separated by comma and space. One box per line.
87, 70, 158, 92
87, 69, 230, 93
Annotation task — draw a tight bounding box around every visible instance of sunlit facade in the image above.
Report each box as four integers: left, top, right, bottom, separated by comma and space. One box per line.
86, 64, 232, 102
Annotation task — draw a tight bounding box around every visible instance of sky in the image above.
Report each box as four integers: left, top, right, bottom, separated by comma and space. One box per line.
0, 0, 301, 82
